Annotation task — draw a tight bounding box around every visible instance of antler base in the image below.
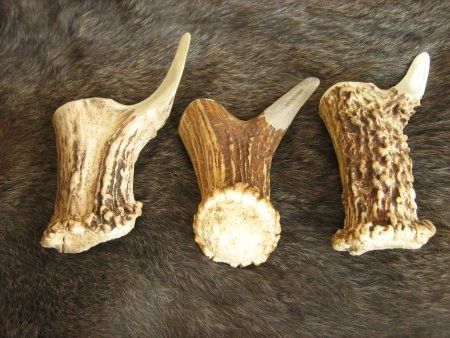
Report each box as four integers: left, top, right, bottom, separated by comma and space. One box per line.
41, 202, 142, 253
194, 184, 280, 267
332, 219, 435, 255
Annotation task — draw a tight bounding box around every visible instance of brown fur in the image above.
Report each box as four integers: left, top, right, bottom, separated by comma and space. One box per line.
0, 0, 449, 336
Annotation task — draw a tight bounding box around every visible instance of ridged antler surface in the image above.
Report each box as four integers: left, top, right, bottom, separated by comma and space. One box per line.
41, 33, 191, 253
179, 78, 319, 267
319, 53, 435, 255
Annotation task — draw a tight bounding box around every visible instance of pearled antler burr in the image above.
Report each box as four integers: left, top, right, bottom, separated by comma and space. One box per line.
42, 33, 191, 253
319, 52, 436, 255
179, 77, 320, 267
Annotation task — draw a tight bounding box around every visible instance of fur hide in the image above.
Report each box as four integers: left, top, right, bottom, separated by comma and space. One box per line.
0, 0, 449, 336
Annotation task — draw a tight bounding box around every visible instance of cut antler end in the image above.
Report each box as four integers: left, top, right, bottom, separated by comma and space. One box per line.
332, 219, 436, 255
41, 220, 135, 254
193, 184, 281, 267
41, 202, 143, 253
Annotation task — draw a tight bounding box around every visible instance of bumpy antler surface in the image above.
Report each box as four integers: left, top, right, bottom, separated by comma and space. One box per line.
319, 53, 435, 255
179, 78, 319, 267
41, 33, 191, 253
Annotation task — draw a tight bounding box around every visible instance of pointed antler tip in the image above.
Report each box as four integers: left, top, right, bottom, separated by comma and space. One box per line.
416, 51, 430, 62
132, 32, 191, 112
394, 52, 430, 101
304, 76, 320, 87
180, 32, 191, 44
262, 76, 320, 130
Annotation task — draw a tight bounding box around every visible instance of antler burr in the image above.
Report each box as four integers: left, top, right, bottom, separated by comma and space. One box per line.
319, 52, 436, 255
41, 33, 191, 253
179, 77, 320, 267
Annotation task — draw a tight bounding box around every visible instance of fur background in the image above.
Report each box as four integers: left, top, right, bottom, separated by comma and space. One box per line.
0, 0, 449, 336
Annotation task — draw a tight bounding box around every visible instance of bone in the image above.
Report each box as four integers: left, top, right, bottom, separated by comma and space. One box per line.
41, 33, 191, 253
394, 52, 430, 100
179, 78, 320, 267
319, 52, 435, 255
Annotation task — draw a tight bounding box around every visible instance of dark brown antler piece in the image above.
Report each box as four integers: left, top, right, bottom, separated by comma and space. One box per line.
179, 78, 319, 267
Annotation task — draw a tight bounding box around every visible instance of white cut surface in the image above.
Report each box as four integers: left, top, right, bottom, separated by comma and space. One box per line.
333, 220, 436, 255
194, 187, 280, 267
41, 220, 136, 253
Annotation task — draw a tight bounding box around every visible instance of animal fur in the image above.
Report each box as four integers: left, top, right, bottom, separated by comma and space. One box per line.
0, 0, 449, 336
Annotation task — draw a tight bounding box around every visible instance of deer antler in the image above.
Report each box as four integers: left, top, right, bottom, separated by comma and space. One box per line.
179, 78, 320, 267
319, 52, 436, 255
41, 33, 191, 253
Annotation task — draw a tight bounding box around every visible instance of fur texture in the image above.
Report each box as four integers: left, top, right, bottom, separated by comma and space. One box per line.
0, 0, 449, 336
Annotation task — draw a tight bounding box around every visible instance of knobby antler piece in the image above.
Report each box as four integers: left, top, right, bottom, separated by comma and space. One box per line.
179, 78, 320, 267
319, 53, 436, 255
41, 33, 191, 253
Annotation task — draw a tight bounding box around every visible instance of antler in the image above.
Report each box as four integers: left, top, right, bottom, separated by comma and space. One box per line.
319, 53, 435, 255
41, 33, 191, 253
179, 78, 319, 267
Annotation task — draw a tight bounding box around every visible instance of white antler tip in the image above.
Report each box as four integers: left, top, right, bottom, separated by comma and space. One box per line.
181, 32, 191, 42
394, 52, 430, 100
179, 32, 191, 51
133, 33, 191, 111
305, 76, 321, 88
262, 76, 320, 130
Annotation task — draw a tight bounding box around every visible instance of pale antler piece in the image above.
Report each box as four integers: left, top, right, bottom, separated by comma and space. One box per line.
319, 52, 436, 255
179, 77, 320, 267
41, 33, 191, 253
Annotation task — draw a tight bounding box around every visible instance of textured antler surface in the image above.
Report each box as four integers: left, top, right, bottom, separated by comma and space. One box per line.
179, 78, 319, 267
319, 53, 435, 255
41, 33, 191, 253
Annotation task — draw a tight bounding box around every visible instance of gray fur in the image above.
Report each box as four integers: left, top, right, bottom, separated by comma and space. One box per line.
0, 0, 449, 336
